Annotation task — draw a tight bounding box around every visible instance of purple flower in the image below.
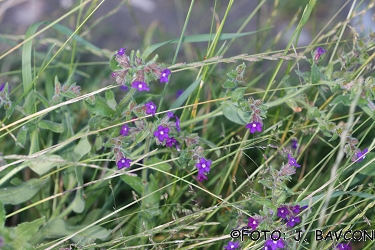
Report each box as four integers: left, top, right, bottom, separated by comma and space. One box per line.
336, 242, 351, 250
355, 148, 368, 162
286, 216, 300, 227
224, 241, 240, 250
264, 239, 285, 250
120, 124, 130, 136
117, 157, 131, 169
167, 112, 174, 118
166, 137, 177, 148
196, 157, 212, 174
145, 101, 157, 116
291, 139, 298, 149
246, 122, 263, 134
291, 205, 301, 214
176, 89, 184, 98
120, 85, 129, 91
277, 206, 290, 219
248, 217, 258, 230
117, 47, 126, 56
131, 81, 150, 92
0, 83, 5, 92
287, 154, 301, 168
153, 125, 170, 142
160, 68, 171, 83
197, 173, 208, 182
314, 47, 327, 62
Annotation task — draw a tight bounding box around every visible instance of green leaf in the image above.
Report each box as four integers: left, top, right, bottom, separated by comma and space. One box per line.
35, 219, 110, 245
330, 95, 352, 106
250, 193, 276, 209
12, 217, 45, 250
34, 90, 50, 108
170, 76, 202, 110
0, 200, 4, 228
0, 178, 49, 205
23, 91, 36, 115
28, 155, 64, 175
311, 63, 320, 84
146, 157, 172, 172
222, 101, 249, 125
72, 165, 85, 213
231, 87, 247, 102
142, 28, 271, 60
73, 137, 91, 162
144, 174, 161, 216
120, 174, 143, 194
16, 125, 28, 147
357, 152, 375, 176
222, 80, 236, 89
84, 96, 116, 118
38, 120, 64, 133
22, 22, 48, 94
110, 55, 118, 71
105, 90, 117, 111
6, 102, 16, 119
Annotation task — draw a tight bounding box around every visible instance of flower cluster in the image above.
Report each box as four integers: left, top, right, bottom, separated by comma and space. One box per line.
354, 148, 368, 162
263, 239, 285, 250
223, 241, 240, 250
245, 97, 266, 134
117, 157, 132, 169
195, 157, 212, 182
51, 78, 81, 104
111, 47, 171, 92
248, 217, 259, 230
313, 47, 327, 63
0, 83, 12, 109
152, 112, 181, 150
336, 242, 351, 250
277, 204, 307, 228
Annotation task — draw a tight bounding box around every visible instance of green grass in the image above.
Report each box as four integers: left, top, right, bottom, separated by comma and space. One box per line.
0, 0, 375, 249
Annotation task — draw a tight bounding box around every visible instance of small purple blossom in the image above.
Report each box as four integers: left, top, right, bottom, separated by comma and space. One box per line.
131, 81, 150, 92
167, 112, 174, 118
166, 137, 177, 148
286, 216, 300, 227
145, 101, 157, 116
246, 122, 263, 134
197, 173, 208, 182
0, 83, 6, 92
291, 205, 301, 214
291, 139, 298, 149
336, 242, 351, 250
196, 157, 212, 174
160, 68, 171, 83
277, 206, 290, 219
248, 217, 258, 230
224, 241, 240, 250
264, 239, 285, 250
176, 89, 184, 98
355, 148, 368, 162
117, 47, 126, 56
287, 154, 301, 168
120, 85, 129, 91
117, 157, 131, 169
314, 47, 327, 62
120, 124, 130, 136
153, 125, 170, 142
